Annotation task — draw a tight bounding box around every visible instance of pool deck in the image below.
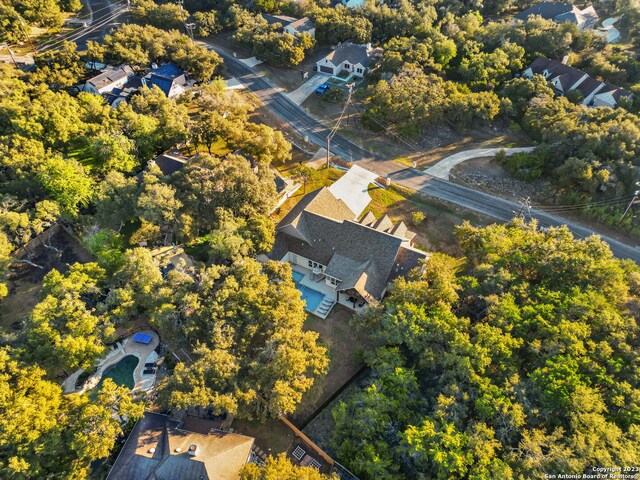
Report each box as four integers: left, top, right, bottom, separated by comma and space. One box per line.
63, 330, 160, 394
291, 266, 337, 319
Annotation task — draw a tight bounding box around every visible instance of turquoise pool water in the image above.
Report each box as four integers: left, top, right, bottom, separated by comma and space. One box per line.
96, 355, 138, 391
291, 270, 325, 311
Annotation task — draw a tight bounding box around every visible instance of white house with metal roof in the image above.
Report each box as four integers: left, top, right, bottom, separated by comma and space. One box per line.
83, 65, 135, 94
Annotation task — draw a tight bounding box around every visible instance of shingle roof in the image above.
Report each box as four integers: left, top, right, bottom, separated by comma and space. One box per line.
107, 412, 253, 480
516, 2, 598, 27
287, 17, 315, 33
527, 57, 587, 92
596, 83, 633, 101
271, 188, 428, 300
359, 211, 376, 227
515, 2, 575, 21
324, 42, 376, 68
261, 14, 297, 26
374, 214, 394, 232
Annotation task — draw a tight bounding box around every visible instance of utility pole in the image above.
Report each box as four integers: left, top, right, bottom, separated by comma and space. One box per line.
326, 83, 354, 168
185, 23, 196, 41
517, 197, 531, 220
620, 189, 640, 223
7, 48, 19, 68
18, 18, 35, 53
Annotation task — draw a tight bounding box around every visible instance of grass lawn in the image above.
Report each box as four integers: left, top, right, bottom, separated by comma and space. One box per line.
365, 183, 493, 256
231, 417, 294, 455
291, 305, 379, 425
271, 166, 345, 223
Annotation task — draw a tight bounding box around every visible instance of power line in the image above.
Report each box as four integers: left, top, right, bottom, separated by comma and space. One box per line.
37, 2, 127, 49
326, 83, 354, 167
36, 4, 128, 52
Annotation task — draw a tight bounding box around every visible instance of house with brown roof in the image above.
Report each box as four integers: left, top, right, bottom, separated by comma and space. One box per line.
315, 42, 380, 77
267, 186, 427, 316
107, 412, 254, 480
523, 56, 632, 108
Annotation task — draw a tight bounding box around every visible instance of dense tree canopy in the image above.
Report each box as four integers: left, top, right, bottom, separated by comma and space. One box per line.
334, 221, 640, 479
0, 348, 143, 479
156, 259, 328, 418
241, 454, 337, 479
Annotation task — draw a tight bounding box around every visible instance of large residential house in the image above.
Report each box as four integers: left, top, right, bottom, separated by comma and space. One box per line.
267, 186, 427, 315
523, 56, 632, 108
515, 1, 599, 31
143, 63, 188, 98
83, 65, 135, 94
315, 42, 379, 77
283, 17, 316, 38
107, 412, 254, 480
261, 13, 297, 27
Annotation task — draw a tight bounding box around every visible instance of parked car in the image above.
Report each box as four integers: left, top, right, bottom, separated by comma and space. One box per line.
315, 83, 330, 95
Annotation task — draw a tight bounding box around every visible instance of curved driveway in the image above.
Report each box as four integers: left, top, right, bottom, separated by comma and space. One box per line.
424, 147, 535, 180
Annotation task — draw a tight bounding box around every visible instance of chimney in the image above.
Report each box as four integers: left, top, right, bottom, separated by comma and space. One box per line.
188, 444, 199, 457
561, 55, 569, 65
366, 42, 372, 50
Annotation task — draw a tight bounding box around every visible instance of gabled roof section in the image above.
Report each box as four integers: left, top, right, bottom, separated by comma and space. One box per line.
374, 214, 394, 232
262, 14, 297, 26
287, 17, 315, 33
88, 65, 134, 90
146, 63, 187, 96
324, 42, 376, 68
270, 188, 428, 301
515, 2, 574, 21
107, 412, 253, 480
359, 211, 376, 227
277, 187, 356, 231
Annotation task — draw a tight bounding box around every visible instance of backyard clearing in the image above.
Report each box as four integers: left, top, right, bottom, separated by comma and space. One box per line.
291, 305, 379, 426
1, 226, 92, 334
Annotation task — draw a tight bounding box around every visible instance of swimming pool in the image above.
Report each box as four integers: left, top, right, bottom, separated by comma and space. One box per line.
96, 355, 138, 391
297, 284, 325, 311
291, 270, 325, 312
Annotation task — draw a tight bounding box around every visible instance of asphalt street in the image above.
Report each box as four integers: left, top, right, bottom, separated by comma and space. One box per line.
210, 45, 640, 263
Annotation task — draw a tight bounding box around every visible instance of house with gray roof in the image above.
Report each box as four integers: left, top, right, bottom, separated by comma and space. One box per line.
267, 187, 427, 314
283, 17, 316, 38
523, 56, 632, 107
315, 42, 380, 77
107, 412, 254, 480
515, 2, 599, 31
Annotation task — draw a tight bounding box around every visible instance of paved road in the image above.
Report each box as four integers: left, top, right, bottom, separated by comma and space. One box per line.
206, 44, 640, 263
424, 146, 535, 179
38, 0, 128, 52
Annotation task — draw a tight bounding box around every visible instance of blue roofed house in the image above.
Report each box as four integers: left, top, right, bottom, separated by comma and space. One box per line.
143, 63, 189, 98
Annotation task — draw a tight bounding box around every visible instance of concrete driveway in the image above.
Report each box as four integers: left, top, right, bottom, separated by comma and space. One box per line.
424, 147, 535, 180
286, 73, 331, 106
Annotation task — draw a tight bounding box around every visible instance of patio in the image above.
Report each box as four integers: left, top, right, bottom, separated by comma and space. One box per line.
290, 264, 368, 318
